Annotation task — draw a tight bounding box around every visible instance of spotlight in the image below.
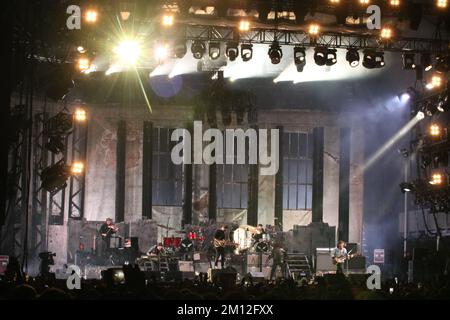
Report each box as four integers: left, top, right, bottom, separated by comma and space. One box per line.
77, 46, 86, 54
209, 42, 221, 60
241, 44, 253, 62
314, 47, 337, 66
429, 172, 444, 185
421, 53, 433, 71
191, 40, 206, 59
71, 162, 84, 175
314, 47, 327, 66
174, 40, 187, 59
77, 57, 90, 72
226, 42, 239, 61
380, 27, 393, 40
74, 108, 87, 122
162, 13, 174, 27
398, 87, 418, 102
426, 74, 443, 90
239, 20, 250, 32
294, 47, 306, 72
430, 124, 441, 137
435, 55, 450, 73
402, 53, 416, 69
362, 50, 385, 69
41, 160, 70, 193
416, 111, 425, 120
113, 40, 141, 65
330, 0, 340, 3
346, 48, 360, 67
85, 9, 98, 24
155, 43, 169, 62
308, 24, 320, 36
437, 94, 449, 112
399, 182, 414, 193
359, 0, 370, 4
437, 0, 448, 9
390, 0, 400, 7
268, 42, 282, 65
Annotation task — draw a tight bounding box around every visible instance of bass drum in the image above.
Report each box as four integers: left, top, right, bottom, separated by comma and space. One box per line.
233, 227, 253, 254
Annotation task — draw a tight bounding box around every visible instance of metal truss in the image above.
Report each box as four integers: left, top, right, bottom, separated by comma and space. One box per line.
68, 121, 88, 220
47, 141, 68, 226
177, 24, 450, 53
30, 112, 49, 256
1, 105, 30, 262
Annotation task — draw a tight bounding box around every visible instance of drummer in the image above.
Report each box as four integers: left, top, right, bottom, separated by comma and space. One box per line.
147, 242, 165, 256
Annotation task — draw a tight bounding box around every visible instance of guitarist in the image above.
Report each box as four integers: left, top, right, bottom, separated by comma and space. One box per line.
332, 240, 354, 274
214, 225, 227, 269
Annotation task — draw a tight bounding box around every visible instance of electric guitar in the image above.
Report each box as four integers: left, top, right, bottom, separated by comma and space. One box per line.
332, 250, 357, 265
213, 239, 237, 248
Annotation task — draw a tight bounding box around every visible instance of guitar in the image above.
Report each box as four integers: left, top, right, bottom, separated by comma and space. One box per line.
332, 250, 357, 265
213, 239, 237, 248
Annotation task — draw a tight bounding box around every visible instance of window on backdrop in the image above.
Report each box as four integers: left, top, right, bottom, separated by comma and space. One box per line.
216, 133, 249, 209
152, 127, 183, 206
283, 131, 314, 210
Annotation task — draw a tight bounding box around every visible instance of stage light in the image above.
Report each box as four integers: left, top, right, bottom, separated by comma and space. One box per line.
85, 9, 98, 23
314, 47, 337, 66
429, 173, 443, 185
390, 0, 400, 6
426, 74, 443, 90
209, 42, 221, 60
416, 111, 425, 120
399, 182, 414, 193
421, 53, 433, 71
346, 48, 360, 67
77, 46, 86, 54
308, 24, 320, 36
174, 40, 187, 59
239, 20, 250, 32
402, 53, 416, 70
435, 55, 450, 73
268, 42, 283, 65
113, 40, 141, 65
41, 161, 70, 193
362, 50, 385, 69
77, 57, 90, 72
430, 124, 441, 136
380, 27, 392, 40
437, 0, 448, 9
314, 47, 327, 66
162, 13, 174, 27
120, 11, 131, 21
191, 40, 206, 59
294, 47, 306, 72
437, 94, 449, 112
359, 0, 370, 4
226, 42, 239, 61
155, 43, 169, 62
71, 162, 84, 175
74, 108, 87, 122
241, 44, 253, 62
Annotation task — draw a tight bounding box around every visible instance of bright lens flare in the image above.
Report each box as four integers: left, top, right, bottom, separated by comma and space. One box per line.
381, 28, 392, 39
309, 24, 320, 36
85, 10, 98, 23
74, 108, 87, 122
162, 14, 174, 26
429, 173, 443, 185
437, 0, 448, 9
77, 57, 90, 72
430, 124, 441, 136
113, 40, 141, 65
71, 162, 84, 175
239, 20, 250, 32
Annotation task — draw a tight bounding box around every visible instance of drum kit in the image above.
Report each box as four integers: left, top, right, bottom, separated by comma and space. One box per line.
232, 225, 273, 255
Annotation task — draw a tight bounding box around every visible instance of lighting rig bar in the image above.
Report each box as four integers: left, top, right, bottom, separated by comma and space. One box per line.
177, 24, 450, 53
